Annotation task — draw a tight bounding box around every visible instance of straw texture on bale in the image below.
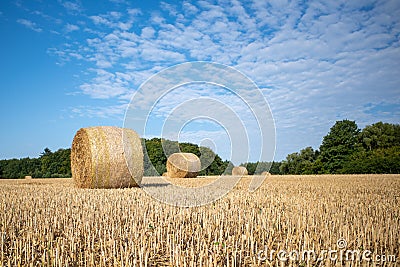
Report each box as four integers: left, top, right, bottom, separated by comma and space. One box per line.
25, 176, 32, 180
232, 166, 248, 176
166, 153, 201, 178
71, 126, 143, 189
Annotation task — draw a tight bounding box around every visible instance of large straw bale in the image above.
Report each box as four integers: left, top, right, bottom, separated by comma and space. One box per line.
166, 153, 200, 178
71, 126, 143, 188
232, 166, 248, 176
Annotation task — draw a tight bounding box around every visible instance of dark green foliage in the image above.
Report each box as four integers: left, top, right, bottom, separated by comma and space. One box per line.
268, 162, 282, 175
143, 138, 168, 176
1, 121, 398, 178
39, 148, 71, 178
223, 161, 234, 175
360, 122, 400, 150
319, 120, 360, 173
341, 146, 400, 174
282, 120, 400, 174
241, 161, 276, 175
0, 139, 230, 179
280, 147, 318, 175
0, 148, 71, 178
243, 162, 255, 175
143, 138, 228, 176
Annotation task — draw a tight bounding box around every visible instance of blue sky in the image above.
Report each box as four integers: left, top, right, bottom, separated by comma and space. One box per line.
0, 0, 399, 162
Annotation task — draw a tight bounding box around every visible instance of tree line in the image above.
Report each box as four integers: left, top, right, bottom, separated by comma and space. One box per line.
279, 120, 400, 174
0, 120, 398, 178
142, 138, 230, 176
0, 139, 233, 178
0, 148, 71, 178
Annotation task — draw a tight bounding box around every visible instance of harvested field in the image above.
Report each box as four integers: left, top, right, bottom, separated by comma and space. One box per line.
0, 175, 399, 266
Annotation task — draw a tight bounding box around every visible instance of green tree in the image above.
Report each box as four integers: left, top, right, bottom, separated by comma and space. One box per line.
143, 138, 168, 176
1, 159, 21, 178
197, 146, 226, 176
40, 147, 52, 157
360, 122, 400, 150
340, 122, 400, 174
142, 138, 227, 176
39, 148, 71, 178
280, 147, 317, 174
318, 120, 360, 173
269, 161, 282, 175
222, 161, 234, 175
342, 146, 400, 174
242, 162, 256, 175
241, 161, 276, 175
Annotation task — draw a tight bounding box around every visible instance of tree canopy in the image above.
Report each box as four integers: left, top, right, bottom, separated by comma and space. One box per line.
0, 139, 232, 178
143, 138, 229, 176
1, 120, 399, 178
319, 120, 360, 173
279, 120, 400, 174
0, 148, 71, 178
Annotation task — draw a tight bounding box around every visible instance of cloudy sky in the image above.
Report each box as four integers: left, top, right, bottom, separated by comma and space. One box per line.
0, 0, 399, 162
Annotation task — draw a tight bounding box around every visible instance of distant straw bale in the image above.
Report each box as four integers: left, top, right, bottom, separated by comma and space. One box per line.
232, 166, 248, 176
166, 153, 200, 178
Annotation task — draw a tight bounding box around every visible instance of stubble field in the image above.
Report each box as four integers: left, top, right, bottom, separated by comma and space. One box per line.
0, 174, 399, 266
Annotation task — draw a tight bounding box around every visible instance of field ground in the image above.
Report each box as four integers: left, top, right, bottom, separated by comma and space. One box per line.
1, 175, 399, 266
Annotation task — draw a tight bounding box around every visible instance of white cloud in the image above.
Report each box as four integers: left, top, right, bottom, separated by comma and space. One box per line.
71, 103, 128, 119
127, 8, 141, 17
140, 27, 155, 39
109, 0, 128, 4
90, 15, 109, 26
79, 69, 132, 99
17, 18, 42, 32
182, 1, 198, 15
31, 10, 63, 24
89, 12, 134, 30
60, 1, 82, 13
160, 2, 178, 17
45, 0, 399, 160
65, 23, 79, 32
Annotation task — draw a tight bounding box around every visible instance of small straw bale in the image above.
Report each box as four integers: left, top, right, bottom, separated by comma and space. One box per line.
71, 126, 143, 189
261, 171, 271, 176
166, 153, 201, 178
232, 166, 248, 176
25, 175, 32, 180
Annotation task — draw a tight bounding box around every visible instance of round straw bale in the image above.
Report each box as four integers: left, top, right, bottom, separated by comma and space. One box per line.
166, 153, 200, 178
71, 126, 143, 189
25, 175, 32, 180
261, 171, 271, 176
232, 166, 248, 176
